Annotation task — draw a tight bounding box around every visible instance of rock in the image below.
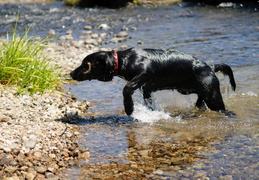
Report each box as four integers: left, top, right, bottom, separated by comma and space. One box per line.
58, 161, 66, 167
131, 26, 137, 31
3, 147, 11, 153
3, 176, 20, 180
84, 25, 92, 30
137, 40, 144, 44
98, 24, 110, 30
0, 156, 9, 166
138, 150, 149, 157
59, 34, 73, 40
23, 135, 37, 149
120, 45, 129, 50
79, 151, 90, 159
48, 29, 56, 36
9, 160, 18, 166
45, 172, 55, 179
153, 169, 164, 175
110, 37, 126, 43
91, 33, 99, 39
220, 175, 233, 180
71, 40, 85, 48
85, 39, 99, 46
4, 166, 17, 173
100, 33, 107, 38
35, 166, 47, 174
116, 31, 128, 37
0, 38, 96, 180
23, 168, 37, 180
66, 29, 73, 34
33, 151, 42, 158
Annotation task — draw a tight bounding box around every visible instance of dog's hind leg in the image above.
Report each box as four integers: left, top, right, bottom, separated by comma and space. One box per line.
202, 91, 225, 112
196, 95, 206, 110
142, 90, 155, 110
200, 78, 226, 112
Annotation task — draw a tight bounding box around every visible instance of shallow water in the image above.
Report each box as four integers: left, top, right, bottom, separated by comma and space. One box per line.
1, 1, 259, 179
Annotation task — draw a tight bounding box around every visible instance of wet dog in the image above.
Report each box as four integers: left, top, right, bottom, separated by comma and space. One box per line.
70, 48, 236, 116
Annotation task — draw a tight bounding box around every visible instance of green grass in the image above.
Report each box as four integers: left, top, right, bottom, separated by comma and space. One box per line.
0, 26, 61, 94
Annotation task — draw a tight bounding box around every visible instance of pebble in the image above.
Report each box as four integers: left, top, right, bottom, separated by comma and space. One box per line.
153, 169, 164, 175
1, 81, 90, 179
110, 37, 127, 43
35, 166, 47, 174
0, 156, 9, 166
66, 29, 73, 34
23, 135, 37, 149
48, 29, 56, 36
116, 31, 128, 37
3, 176, 20, 180
9, 160, 18, 166
85, 38, 99, 46
3, 147, 11, 153
45, 172, 55, 178
98, 23, 110, 30
84, 25, 92, 30
138, 40, 144, 44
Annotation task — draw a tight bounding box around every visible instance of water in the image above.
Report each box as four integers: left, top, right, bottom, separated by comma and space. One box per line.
1, 1, 259, 179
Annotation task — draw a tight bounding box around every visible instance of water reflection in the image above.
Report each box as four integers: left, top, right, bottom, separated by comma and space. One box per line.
63, 101, 257, 179
66, 109, 253, 179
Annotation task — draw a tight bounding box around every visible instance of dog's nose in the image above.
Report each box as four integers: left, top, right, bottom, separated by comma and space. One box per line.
70, 71, 75, 78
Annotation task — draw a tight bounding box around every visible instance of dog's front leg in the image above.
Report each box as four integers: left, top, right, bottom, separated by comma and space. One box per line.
142, 89, 155, 110
123, 73, 150, 115
123, 86, 135, 115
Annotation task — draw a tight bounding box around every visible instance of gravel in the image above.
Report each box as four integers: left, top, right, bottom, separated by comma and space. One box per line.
0, 26, 127, 179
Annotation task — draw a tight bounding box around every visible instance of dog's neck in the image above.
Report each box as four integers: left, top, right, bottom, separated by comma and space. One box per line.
113, 50, 119, 75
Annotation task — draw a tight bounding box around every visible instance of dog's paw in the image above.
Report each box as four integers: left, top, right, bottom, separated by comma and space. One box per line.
220, 110, 236, 117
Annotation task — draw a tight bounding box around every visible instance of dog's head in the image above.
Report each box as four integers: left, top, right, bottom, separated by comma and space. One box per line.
70, 51, 115, 82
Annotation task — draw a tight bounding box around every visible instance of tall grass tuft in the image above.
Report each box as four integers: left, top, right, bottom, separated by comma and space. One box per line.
0, 26, 60, 94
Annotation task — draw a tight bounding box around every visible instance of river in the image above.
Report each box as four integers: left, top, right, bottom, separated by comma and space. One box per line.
1, 1, 258, 179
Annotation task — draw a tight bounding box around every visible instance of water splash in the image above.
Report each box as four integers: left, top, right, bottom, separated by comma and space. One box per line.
131, 103, 171, 123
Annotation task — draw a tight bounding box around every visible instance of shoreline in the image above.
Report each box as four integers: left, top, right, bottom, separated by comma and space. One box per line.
0, 26, 113, 179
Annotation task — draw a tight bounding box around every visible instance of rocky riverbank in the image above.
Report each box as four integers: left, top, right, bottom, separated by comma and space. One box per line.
0, 24, 128, 179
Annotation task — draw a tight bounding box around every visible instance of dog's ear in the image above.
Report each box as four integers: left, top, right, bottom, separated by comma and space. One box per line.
96, 52, 114, 81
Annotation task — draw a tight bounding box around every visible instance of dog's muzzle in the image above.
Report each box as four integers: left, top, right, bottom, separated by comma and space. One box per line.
70, 71, 75, 78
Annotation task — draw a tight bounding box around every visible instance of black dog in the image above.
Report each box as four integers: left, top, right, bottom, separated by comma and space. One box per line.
70, 48, 236, 116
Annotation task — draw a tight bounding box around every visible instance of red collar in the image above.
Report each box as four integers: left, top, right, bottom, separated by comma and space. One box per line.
113, 50, 119, 75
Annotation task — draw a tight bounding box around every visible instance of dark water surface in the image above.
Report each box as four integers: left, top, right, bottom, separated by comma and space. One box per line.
1, 1, 259, 179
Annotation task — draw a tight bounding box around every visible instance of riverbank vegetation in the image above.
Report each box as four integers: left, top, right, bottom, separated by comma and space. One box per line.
63, 0, 258, 8
0, 27, 61, 94
63, 0, 182, 7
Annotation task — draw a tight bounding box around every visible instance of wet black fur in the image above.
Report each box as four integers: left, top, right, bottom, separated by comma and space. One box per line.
70, 48, 236, 116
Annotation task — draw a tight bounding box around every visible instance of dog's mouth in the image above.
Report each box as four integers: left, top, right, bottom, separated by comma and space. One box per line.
70, 70, 91, 81
70, 62, 94, 81
71, 73, 93, 81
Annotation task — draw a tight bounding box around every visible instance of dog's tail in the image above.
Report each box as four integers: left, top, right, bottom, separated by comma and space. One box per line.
212, 63, 236, 91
